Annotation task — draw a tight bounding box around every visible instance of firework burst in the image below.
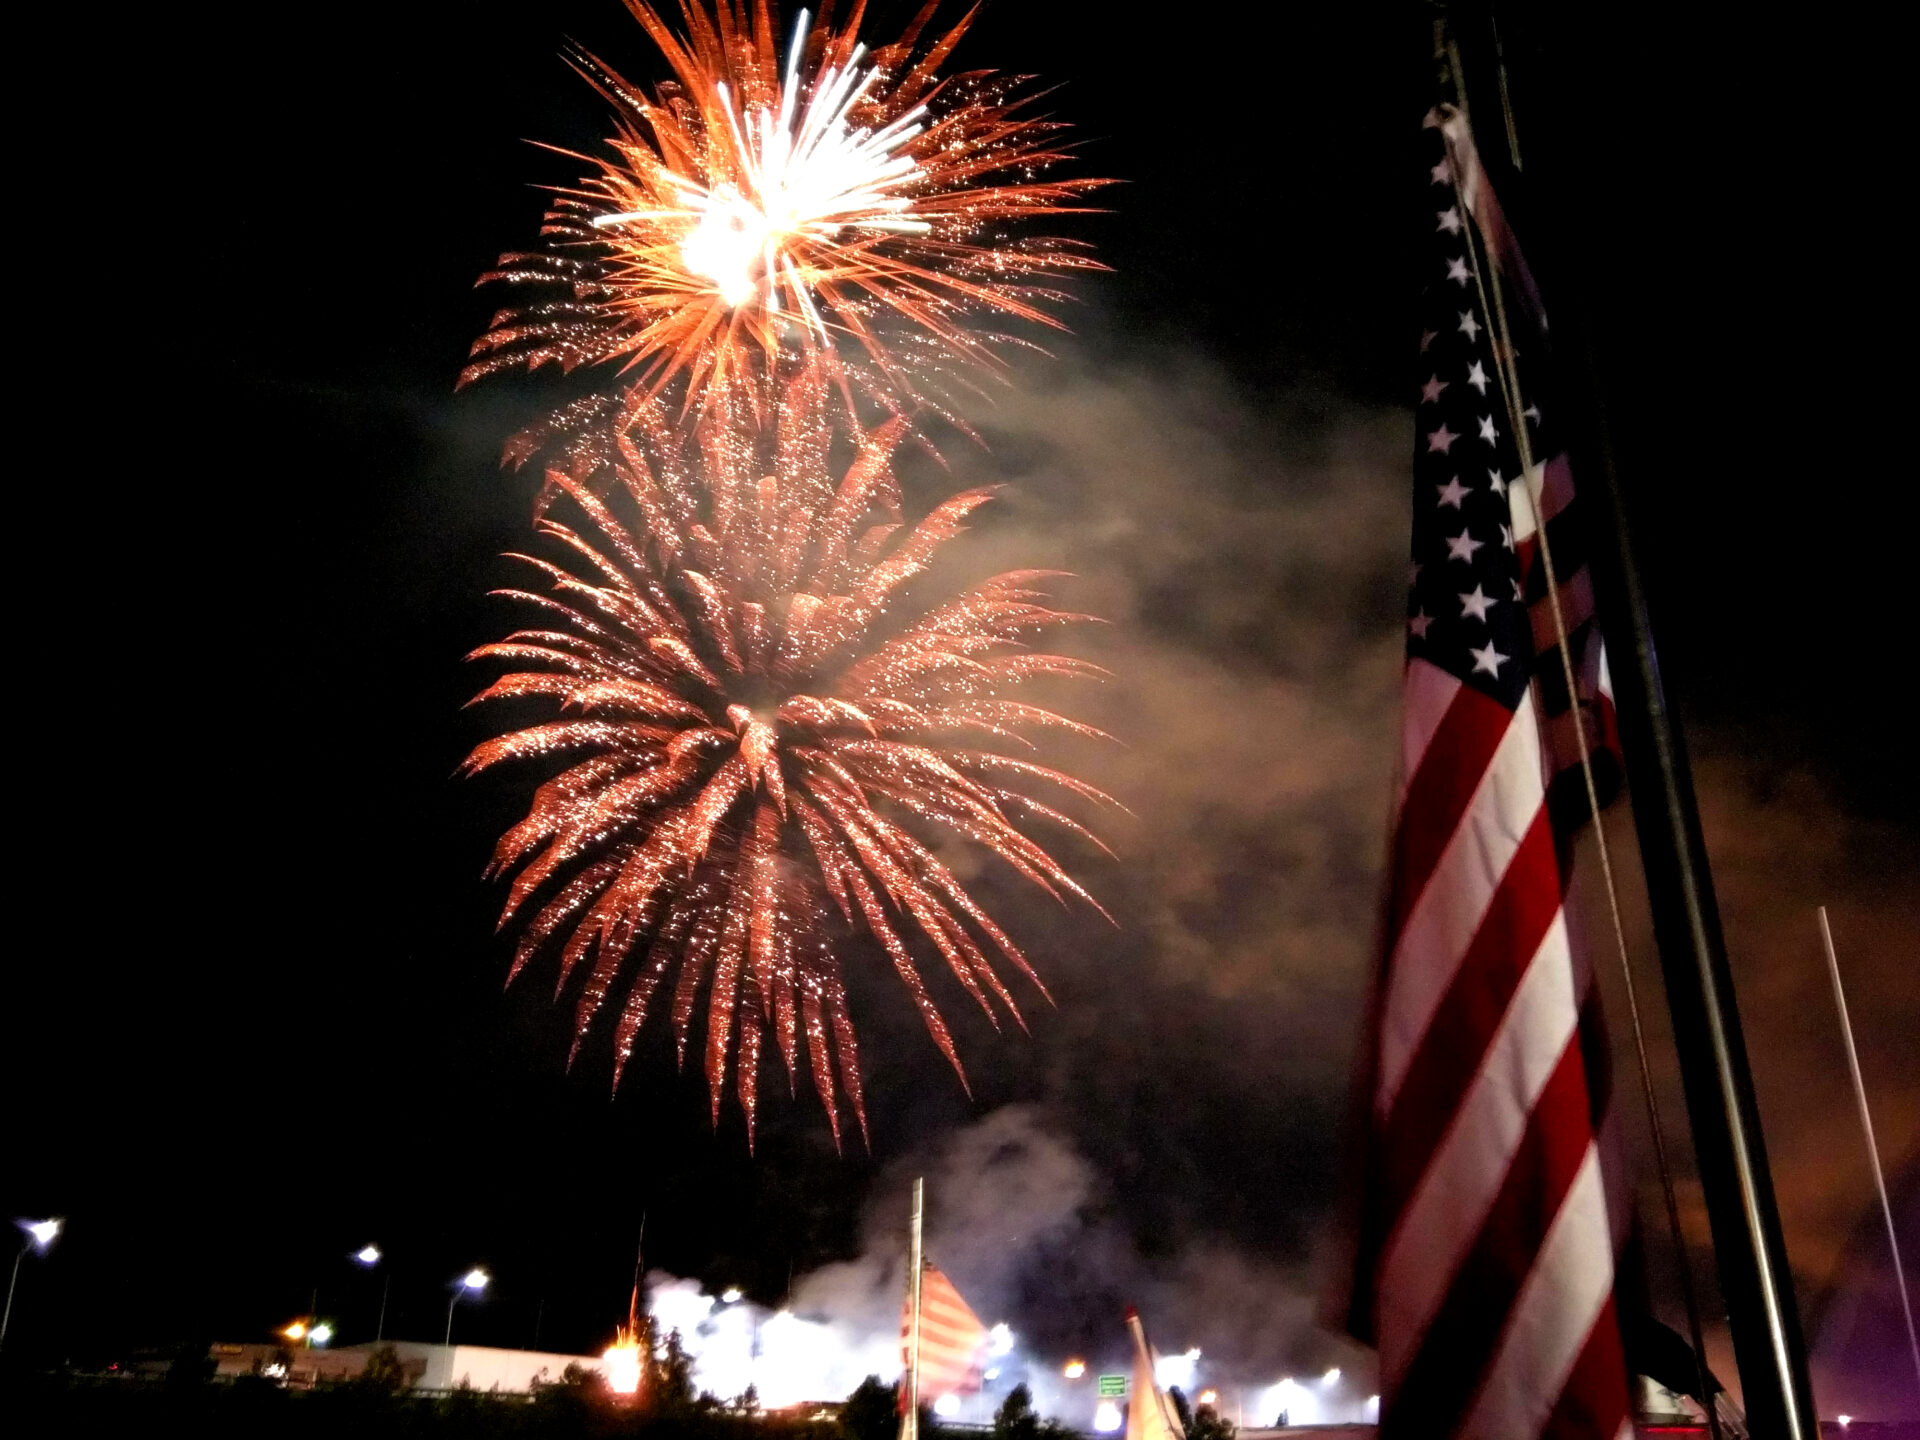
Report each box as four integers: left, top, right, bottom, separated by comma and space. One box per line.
464, 366, 1117, 1146
460, 0, 1106, 420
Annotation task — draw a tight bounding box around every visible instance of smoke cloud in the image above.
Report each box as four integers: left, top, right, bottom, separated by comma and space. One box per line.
646, 334, 1911, 1422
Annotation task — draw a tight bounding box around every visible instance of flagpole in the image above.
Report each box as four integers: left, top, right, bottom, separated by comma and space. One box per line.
1125, 1307, 1183, 1439
1442, 10, 1820, 1436
902, 1177, 924, 1440
1817, 907, 1920, 1388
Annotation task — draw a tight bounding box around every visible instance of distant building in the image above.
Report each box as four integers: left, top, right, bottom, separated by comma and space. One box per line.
209, 1340, 606, 1393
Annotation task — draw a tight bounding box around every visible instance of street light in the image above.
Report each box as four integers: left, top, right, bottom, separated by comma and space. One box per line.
353, 1244, 390, 1342
445, 1268, 489, 1345
2, 1218, 63, 1353
310, 1322, 335, 1347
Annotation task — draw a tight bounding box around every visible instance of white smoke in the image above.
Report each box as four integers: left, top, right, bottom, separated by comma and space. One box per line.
646, 1274, 899, 1408
646, 1106, 1374, 1422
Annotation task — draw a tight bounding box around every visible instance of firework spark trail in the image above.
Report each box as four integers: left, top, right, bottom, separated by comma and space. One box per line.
459, 0, 1108, 425
465, 366, 1118, 1146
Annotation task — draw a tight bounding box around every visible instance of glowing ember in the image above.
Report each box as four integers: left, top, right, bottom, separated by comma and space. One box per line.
461, 2, 1106, 418
465, 366, 1116, 1144
603, 1333, 645, 1396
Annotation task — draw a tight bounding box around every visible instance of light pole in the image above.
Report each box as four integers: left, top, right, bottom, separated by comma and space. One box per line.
354, 1245, 390, 1342
3, 1220, 63, 1353
444, 1268, 488, 1346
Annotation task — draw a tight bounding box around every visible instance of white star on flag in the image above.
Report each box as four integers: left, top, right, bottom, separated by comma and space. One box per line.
1427, 424, 1458, 454
1458, 311, 1481, 341
1438, 207, 1462, 234
1468, 640, 1508, 675
1458, 584, 1497, 622
1478, 415, 1499, 444
1436, 477, 1469, 509
1408, 610, 1433, 639
1466, 360, 1489, 393
1421, 376, 1448, 404
1446, 529, 1484, 563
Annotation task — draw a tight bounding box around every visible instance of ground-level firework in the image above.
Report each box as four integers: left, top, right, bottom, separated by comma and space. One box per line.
465, 368, 1116, 1143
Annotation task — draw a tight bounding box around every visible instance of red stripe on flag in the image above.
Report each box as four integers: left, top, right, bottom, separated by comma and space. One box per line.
1379, 806, 1566, 1205
1386, 684, 1516, 938
1384, 1028, 1599, 1429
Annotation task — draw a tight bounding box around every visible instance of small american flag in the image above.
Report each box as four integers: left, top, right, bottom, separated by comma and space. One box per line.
1334, 106, 1634, 1438
901, 1262, 987, 1403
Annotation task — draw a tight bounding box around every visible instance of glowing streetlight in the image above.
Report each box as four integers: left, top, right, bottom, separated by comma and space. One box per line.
1197, 1391, 1219, 1408
1063, 1359, 1086, 1379
445, 1267, 490, 1345
282, 1320, 309, 1342
2, 1218, 62, 1354
1838, 1419, 1852, 1430
1093, 1401, 1123, 1433
353, 1244, 391, 1342
721, 1287, 744, 1304
933, 1394, 961, 1417
1322, 1368, 1340, 1386
988, 1322, 1015, 1357
309, 1322, 334, 1347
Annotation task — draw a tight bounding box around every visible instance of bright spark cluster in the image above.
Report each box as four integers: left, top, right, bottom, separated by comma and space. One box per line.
465, 367, 1117, 1146
459, 1, 1106, 416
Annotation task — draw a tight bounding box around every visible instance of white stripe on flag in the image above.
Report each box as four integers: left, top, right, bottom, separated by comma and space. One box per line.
1458, 1145, 1616, 1440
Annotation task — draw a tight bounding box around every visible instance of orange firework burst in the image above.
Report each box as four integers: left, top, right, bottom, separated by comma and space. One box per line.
459, 0, 1106, 418
464, 367, 1116, 1145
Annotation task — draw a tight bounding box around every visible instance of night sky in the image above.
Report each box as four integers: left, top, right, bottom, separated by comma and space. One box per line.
6, 0, 1914, 1421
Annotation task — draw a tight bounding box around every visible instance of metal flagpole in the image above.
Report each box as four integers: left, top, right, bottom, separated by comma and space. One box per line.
1442, 10, 1820, 1436
1817, 907, 1920, 1389
901, 1178, 924, 1440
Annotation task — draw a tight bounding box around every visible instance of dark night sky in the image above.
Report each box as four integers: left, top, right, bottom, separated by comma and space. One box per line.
5, 0, 1914, 1419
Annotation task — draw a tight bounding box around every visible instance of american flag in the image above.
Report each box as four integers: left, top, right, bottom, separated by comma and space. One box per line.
1334, 107, 1634, 1438
901, 1261, 987, 1403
